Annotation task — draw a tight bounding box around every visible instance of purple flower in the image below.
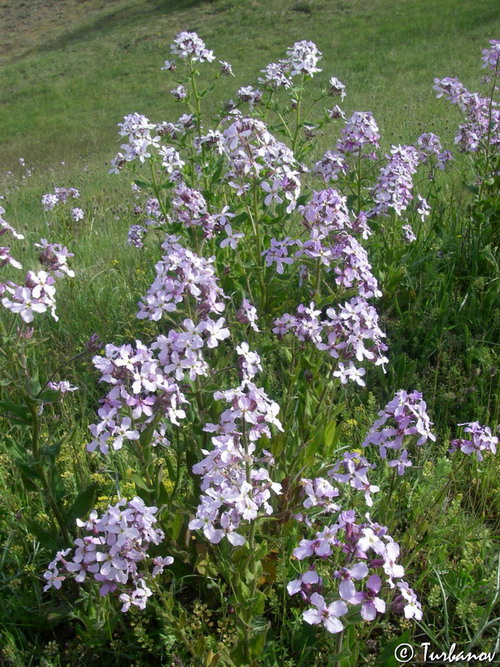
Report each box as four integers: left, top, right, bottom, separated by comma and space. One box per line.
482, 40, 500, 71
353, 574, 386, 620
170, 31, 215, 63
302, 593, 347, 634
388, 450, 412, 475
44, 498, 172, 612
337, 112, 380, 154
449, 422, 498, 462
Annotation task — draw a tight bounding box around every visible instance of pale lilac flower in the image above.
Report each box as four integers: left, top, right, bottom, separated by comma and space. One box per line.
388, 450, 412, 475
393, 581, 423, 620
170, 31, 215, 63
0, 247, 22, 269
259, 62, 292, 89
171, 85, 187, 100
219, 60, 234, 76
353, 574, 386, 620
161, 59, 176, 71
333, 361, 366, 386
303, 593, 347, 634
482, 40, 500, 71
337, 112, 380, 154
336, 562, 369, 602
328, 77, 346, 100
44, 498, 172, 613
402, 224, 416, 243
42, 193, 58, 211
262, 237, 297, 274
47, 380, 79, 394
314, 151, 348, 183
128, 225, 147, 248
416, 195, 431, 221
287, 569, 322, 598
363, 390, 436, 465
0, 209, 24, 240
35, 239, 75, 278
201, 317, 231, 348
286, 41, 322, 77
236, 298, 260, 332
220, 223, 244, 249
449, 422, 498, 462
237, 86, 262, 108
71, 207, 85, 222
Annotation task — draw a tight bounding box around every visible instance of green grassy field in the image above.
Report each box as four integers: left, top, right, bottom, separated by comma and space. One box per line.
2, 0, 500, 170
0, 1, 499, 665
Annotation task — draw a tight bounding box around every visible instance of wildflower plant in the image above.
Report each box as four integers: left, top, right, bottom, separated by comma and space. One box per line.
1, 30, 498, 666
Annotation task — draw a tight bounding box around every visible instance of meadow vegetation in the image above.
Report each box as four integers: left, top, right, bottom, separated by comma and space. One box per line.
0, 1, 499, 665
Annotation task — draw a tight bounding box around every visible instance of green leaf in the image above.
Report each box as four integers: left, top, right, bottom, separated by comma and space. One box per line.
130, 473, 152, 492
20, 473, 39, 492
29, 378, 43, 397
134, 179, 151, 189
64, 483, 98, 527
0, 400, 32, 424
139, 421, 156, 448
170, 511, 184, 541
27, 521, 59, 550
37, 388, 62, 403
376, 629, 412, 667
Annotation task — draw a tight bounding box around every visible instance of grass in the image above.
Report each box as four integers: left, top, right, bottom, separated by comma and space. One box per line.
1, 0, 500, 170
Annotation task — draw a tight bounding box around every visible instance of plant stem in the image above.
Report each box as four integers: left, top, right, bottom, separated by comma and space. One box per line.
25, 393, 70, 544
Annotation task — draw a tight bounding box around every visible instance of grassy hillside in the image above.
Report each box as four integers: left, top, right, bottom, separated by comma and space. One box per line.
1, 0, 499, 171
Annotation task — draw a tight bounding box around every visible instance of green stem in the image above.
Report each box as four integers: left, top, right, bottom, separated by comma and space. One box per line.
292, 82, 304, 153
25, 394, 70, 544
241, 419, 257, 662
333, 631, 343, 667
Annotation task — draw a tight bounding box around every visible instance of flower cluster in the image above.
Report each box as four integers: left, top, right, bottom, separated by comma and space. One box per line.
87, 339, 187, 454
189, 345, 283, 545
415, 132, 453, 172
2, 271, 57, 323
337, 112, 380, 155
300, 477, 340, 513
137, 235, 227, 321
170, 31, 215, 63
42, 187, 80, 212
258, 40, 322, 89
331, 233, 382, 298
482, 39, 500, 71
288, 510, 422, 634
274, 296, 388, 385
328, 451, 379, 506
262, 189, 379, 298
221, 115, 301, 212
171, 183, 232, 237
35, 239, 75, 277
0, 246, 22, 270
47, 380, 79, 394
43, 497, 172, 612
434, 76, 500, 153
313, 150, 349, 183
0, 206, 24, 240
1, 239, 73, 323
448, 422, 498, 462
152, 315, 230, 383
370, 145, 422, 218
236, 298, 260, 333
363, 390, 436, 471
